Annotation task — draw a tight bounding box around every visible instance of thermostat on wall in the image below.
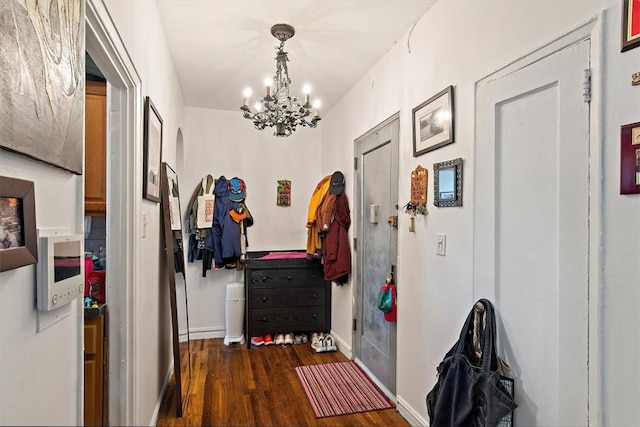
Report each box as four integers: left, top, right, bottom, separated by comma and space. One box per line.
37, 233, 84, 312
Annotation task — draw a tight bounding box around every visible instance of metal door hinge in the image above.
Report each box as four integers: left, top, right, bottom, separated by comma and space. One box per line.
583, 69, 591, 103
352, 318, 357, 331
354, 157, 358, 170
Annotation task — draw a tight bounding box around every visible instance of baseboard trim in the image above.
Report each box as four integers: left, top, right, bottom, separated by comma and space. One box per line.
330, 330, 352, 359
149, 361, 174, 426
397, 396, 429, 427
189, 326, 225, 340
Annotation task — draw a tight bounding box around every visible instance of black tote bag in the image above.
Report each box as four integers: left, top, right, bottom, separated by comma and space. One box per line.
426, 299, 516, 427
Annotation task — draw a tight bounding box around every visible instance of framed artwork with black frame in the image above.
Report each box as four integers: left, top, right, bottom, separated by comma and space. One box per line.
0, 176, 37, 272
622, 0, 640, 52
412, 85, 455, 157
433, 158, 463, 207
143, 96, 163, 203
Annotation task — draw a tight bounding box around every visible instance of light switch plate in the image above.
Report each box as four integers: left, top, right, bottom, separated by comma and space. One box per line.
436, 233, 446, 256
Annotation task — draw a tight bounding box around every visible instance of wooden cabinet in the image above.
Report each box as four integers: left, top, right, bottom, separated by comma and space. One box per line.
85, 80, 107, 216
244, 251, 331, 348
84, 313, 105, 426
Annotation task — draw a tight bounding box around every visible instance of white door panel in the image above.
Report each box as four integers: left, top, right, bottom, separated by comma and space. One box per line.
475, 40, 590, 426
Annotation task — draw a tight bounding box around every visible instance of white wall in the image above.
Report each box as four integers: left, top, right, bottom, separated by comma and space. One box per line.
322, 0, 639, 424
181, 107, 322, 336
0, 152, 83, 425
601, 5, 640, 425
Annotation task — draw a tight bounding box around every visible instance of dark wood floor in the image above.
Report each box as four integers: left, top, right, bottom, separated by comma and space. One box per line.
157, 338, 410, 426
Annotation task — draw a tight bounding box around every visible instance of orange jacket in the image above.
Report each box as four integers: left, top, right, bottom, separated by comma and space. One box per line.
306, 175, 331, 256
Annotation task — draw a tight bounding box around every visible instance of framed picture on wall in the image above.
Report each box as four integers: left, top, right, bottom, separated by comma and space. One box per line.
620, 121, 640, 194
622, 0, 640, 52
143, 96, 163, 203
0, 1, 85, 175
0, 176, 37, 272
433, 158, 463, 207
412, 86, 455, 157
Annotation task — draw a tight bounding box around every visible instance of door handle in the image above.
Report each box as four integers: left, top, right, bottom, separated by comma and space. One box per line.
387, 216, 398, 228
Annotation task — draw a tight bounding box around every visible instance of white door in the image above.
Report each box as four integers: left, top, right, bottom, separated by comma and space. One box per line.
354, 115, 399, 395
475, 40, 590, 426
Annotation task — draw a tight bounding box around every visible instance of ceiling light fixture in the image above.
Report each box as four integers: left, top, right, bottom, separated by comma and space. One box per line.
241, 24, 321, 137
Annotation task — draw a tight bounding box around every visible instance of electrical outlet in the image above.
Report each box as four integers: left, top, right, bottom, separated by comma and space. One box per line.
436, 233, 446, 256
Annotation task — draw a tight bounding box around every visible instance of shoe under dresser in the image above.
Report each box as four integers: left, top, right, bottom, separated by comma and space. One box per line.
244, 250, 331, 349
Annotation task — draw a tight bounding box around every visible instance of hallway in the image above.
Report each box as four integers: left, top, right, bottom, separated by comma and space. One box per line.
156, 338, 409, 426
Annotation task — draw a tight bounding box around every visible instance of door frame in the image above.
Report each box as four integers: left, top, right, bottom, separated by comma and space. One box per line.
352, 112, 400, 399
85, 1, 142, 425
473, 15, 603, 425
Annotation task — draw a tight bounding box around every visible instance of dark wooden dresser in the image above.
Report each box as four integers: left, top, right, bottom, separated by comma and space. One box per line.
244, 250, 331, 348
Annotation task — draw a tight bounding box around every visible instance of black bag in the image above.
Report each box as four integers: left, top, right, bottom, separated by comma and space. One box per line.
426, 299, 516, 427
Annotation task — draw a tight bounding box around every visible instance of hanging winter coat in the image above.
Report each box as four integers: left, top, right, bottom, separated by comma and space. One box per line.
210, 176, 241, 267
306, 175, 331, 257
316, 192, 337, 236
322, 191, 351, 283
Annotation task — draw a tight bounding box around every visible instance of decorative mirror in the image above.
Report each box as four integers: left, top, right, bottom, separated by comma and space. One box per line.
160, 162, 191, 417
433, 158, 463, 207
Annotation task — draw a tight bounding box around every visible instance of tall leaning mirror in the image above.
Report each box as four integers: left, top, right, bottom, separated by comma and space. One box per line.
160, 162, 192, 417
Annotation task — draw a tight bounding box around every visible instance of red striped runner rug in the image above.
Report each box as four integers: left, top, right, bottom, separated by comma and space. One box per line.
295, 361, 393, 418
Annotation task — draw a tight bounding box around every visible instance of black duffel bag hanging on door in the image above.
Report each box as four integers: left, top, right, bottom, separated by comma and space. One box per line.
426, 299, 516, 427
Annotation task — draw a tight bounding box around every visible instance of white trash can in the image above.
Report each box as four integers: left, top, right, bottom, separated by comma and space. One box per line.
224, 281, 245, 345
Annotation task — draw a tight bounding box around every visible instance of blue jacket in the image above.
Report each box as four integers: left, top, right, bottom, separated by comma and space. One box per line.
209, 176, 241, 265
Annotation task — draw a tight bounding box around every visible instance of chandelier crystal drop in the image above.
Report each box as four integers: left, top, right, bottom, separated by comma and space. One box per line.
241, 24, 321, 137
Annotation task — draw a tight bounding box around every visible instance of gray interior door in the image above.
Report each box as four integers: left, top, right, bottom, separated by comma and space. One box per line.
354, 114, 399, 395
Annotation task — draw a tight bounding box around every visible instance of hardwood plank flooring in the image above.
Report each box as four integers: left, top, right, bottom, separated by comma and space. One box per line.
156, 338, 410, 426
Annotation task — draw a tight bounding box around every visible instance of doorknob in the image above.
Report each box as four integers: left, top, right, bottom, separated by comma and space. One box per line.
387, 216, 398, 228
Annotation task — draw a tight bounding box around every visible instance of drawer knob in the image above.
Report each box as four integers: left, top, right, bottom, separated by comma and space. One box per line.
262, 317, 267, 322
311, 294, 317, 299
312, 313, 317, 319
261, 276, 266, 282
287, 275, 292, 281
262, 297, 267, 302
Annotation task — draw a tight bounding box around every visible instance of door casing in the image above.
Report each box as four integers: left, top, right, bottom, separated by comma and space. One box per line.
86, 1, 142, 424
353, 113, 400, 398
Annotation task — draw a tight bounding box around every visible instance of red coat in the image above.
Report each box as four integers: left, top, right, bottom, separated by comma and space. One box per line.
323, 192, 351, 283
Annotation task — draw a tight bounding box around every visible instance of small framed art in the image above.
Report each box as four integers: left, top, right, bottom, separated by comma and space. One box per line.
620, 121, 640, 194
433, 158, 463, 207
0, 176, 37, 272
622, 0, 640, 52
143, 96, 163, 203
412, 86, 455, 157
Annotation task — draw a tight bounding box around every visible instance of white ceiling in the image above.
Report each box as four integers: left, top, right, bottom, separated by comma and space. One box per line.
155, 0, 436, 113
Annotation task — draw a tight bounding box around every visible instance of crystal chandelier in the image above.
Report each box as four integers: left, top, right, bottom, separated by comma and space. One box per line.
241, 24, 321, 137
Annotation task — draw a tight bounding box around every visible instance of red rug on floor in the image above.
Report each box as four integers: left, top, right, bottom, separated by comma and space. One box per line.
295, 361, 394, 418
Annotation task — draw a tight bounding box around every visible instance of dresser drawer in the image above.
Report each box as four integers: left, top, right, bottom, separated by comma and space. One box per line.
250, 307, 327, 335
251, 286, 325, 309
248, 268, 325, 288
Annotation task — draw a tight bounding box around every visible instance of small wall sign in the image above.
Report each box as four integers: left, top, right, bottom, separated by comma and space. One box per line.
277, 180, 291, 206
